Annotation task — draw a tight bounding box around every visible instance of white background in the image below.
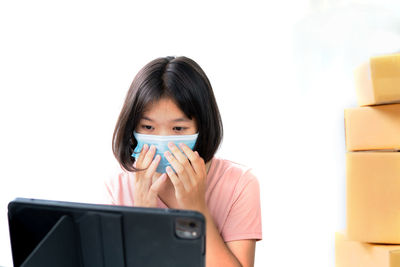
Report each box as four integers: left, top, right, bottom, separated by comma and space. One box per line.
1, 0, 399, 266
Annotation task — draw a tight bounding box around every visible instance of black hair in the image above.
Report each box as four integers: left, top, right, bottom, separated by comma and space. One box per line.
112, 56, 223, 171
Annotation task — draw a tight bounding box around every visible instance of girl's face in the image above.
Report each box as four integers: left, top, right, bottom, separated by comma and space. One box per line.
136, 98, 197, 136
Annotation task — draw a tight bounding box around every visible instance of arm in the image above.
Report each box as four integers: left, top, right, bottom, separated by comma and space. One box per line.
164, 143, 258, 267
202, 208, 256, 267
226, 240, 256, 267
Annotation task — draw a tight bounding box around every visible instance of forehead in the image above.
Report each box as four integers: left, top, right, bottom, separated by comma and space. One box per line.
142, 98, 188, 120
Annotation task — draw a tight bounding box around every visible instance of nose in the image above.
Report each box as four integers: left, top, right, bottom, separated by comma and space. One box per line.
157, 128, 172, 136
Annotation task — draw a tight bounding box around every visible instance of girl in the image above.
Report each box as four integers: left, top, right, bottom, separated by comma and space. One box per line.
107, 56, 262, 267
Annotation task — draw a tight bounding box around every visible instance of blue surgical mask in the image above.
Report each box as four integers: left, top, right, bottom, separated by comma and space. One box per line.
132, 132, 199, 173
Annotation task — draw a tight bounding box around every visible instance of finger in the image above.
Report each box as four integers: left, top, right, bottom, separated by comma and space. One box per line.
179, 143, 205, 176
137, 154, 160, 191
135, 143, 148, 167
141, 145, 157, 168
168, 142, 188, 164
149, 173, 167, 195
164, 151, 194, 189
167, 142, 197, 181
165, 166, 187, 193
177, 142, 197, 162
146, 154, 161, 177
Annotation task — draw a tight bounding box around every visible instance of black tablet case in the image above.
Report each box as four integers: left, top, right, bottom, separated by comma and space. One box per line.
8, 198, 205, 267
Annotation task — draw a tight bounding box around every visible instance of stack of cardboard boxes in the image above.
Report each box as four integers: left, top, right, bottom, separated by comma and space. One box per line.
336, 53, 400, 266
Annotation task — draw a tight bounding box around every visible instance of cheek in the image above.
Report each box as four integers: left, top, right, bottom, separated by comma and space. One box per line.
191, 119, 198, 133
189, 124, 198, 134
134, 125, 143, 134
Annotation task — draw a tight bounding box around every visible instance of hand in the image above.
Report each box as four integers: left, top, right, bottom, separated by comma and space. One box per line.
131, 144, 167, 207
164, 142, 207, 212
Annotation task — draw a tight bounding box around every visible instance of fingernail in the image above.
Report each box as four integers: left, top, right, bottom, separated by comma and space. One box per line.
164, 151, 171, 157
150, 145, 156, 151
143, 144, 148, 150
168, 142, 174, 148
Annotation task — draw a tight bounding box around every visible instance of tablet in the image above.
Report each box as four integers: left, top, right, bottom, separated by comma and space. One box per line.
8, 198, 205, 267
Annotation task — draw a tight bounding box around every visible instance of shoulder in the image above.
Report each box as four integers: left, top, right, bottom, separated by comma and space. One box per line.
206, 158, 262, 242
208, 157, 258, 186
104, 170, 134, 206
105, 170, 129, 192
207, 157, 259, 200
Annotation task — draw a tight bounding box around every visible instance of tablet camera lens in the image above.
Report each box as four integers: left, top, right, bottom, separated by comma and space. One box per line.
175, 218, 202, 239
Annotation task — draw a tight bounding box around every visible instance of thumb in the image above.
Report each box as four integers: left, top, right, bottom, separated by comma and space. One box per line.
150, 173, 167, 194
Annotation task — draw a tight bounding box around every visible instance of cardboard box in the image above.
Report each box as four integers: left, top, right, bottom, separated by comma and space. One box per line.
346, 152, 400, 244
345, 104, 400, 151
335, 232, 400, 267
354, 53, 400, 106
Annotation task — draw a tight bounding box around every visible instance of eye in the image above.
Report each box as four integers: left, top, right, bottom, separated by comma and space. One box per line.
141, 125, 154, 130
173, 126, 186, 132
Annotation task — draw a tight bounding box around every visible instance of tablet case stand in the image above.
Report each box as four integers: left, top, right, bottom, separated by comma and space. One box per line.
10, 198, 205, 267
21, 212, 125, 267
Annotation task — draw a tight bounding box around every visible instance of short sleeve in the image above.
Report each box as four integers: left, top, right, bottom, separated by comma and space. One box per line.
221, 171, 262, 242
104, 178, 117, 205
103, 172, 135, 206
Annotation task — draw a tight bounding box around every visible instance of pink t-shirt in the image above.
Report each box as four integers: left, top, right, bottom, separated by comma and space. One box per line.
105, 157, 262, 242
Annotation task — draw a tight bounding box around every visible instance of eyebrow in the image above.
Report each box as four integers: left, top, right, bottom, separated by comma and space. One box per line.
141, 116, 191, 122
